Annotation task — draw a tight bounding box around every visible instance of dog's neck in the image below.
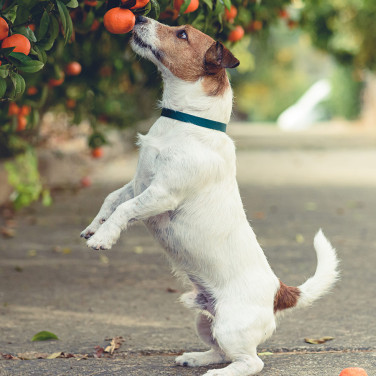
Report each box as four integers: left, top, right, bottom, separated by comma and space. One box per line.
160, 72, 233, 124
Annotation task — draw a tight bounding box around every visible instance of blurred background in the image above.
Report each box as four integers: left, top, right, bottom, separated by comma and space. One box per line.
0, 0, 375, 209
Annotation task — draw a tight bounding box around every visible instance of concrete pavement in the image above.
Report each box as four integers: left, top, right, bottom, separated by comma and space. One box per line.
0, 123, 375, 375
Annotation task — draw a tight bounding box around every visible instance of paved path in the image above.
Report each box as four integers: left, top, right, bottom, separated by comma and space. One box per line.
0, 123, 375, 375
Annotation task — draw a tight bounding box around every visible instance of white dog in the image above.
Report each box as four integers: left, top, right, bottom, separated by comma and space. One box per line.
81, 16, 339, 376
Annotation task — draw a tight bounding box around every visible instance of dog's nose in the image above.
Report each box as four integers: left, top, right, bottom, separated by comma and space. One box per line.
135, 16, 148, 25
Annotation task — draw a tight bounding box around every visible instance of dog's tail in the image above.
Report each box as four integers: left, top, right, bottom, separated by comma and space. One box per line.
274, 229, 339, 314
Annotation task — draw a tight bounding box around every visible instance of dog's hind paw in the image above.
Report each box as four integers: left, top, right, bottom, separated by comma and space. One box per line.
176, 350, 227, 367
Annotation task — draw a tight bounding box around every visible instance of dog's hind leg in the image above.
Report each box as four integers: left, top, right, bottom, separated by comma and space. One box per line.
175, 313, 229, 367
202, 307, 275, 376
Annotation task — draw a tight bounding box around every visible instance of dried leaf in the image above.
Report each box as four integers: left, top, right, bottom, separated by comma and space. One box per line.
76, 354, 89, 361
31, 331, 59, 342
133, 246, 143, 254
99, 254, 109, 264
304, 336, 334, 344
17, 352, 49, 359
304, 202, 317, 211
295, 234, 305, 244
258, 352, 273, 356
104, 336, 125, 354
47, 352, 63, 359
1, 227, 16, 238
94, 346, 104, 358
166, 287, 178, 293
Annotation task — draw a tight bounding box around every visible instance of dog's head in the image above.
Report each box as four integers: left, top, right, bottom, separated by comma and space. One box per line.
131, 16, 239, 95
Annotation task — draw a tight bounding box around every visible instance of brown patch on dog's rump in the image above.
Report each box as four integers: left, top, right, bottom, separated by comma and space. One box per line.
274, 280, 301, 313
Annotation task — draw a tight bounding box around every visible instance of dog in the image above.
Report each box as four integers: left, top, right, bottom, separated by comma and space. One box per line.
81, 16, 339, 376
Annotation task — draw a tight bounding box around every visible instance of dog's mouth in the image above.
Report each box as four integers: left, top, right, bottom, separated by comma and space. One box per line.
132, 32, 163, 62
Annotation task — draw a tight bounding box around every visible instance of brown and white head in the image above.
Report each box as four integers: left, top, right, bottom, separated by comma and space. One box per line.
131, 16, 239, 122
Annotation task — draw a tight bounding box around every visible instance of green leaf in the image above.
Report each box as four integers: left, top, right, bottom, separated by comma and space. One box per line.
0, 47, 16, 57
0, 77, 7, 98
180, 0, 191, 14
202, 0, 213, 10
66, 0, 79, 8
223, 0, 231, 11
36, 11, 50, 41
2, 5, 18, 23
10, 72, 25, 97
57, 0, 73, 45
30, 45, 48, 64
0, 64, 10, 79
8, 52, 33, 64
150, 0, 160, 19
31, 331, 59, 342
37, 15, 59, 51
19, 60, 44, 73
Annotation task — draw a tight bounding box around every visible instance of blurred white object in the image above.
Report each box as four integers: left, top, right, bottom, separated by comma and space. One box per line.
277, 79, 331, 131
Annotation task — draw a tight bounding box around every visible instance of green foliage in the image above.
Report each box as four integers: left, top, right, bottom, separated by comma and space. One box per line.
4, 148, 51, 209
301, 0, 376, 71
328, 64, 363, 120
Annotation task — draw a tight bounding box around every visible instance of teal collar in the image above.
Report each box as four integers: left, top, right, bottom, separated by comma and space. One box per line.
161, 108, 227, 133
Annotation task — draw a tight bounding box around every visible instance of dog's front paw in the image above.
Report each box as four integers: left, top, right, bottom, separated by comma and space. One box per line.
86, 223, 121, 250
80, 218, 107, 239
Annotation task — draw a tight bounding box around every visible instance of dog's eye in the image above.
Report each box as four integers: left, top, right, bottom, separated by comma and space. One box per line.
177, 30, 188, 41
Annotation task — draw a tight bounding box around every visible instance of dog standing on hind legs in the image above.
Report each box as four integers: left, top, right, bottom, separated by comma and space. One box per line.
80, 16, 339, 376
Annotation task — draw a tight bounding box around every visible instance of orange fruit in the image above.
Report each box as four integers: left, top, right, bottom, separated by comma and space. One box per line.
8, 102, 19, 116
174, 0, 199, 13
339, 368, 368, 376
27, 86, 38, 95
16, 115, 27, 132
251, 20, 263, 31
2, 34, 31, 55
228, 25, 244, 42
84, 0, 98, 5
80, 176, 92, 188
0, 17, 9, 40
287, 19, 298, 29
65, 62, 82, 76
225, 5, 237, 22
19, 105, 31, 116
49, 73, 65, 87
90, 19, 100, 31
27, 24, 36, 32
279, 9, 288, 19
121, 0, 150, 9
103, 8, 135, 34
66, 98, 76, 109
91, 147, 103, 159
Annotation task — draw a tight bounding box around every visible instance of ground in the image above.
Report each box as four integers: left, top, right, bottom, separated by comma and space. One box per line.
0, 122, 375, 375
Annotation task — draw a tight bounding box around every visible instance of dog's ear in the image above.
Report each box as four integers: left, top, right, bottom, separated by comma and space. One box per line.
204, 41, 240, 74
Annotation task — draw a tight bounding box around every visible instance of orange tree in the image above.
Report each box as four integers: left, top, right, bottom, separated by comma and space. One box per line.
0, 0, 291, 208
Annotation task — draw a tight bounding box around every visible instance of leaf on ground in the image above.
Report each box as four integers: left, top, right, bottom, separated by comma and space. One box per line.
166, 287, 179, 293
1, 227, 16, 238
304, 336, 334, 344
17, 352, 49, 359
99, 254, 109, 264
104, 336, 125, 354
28, 249, 37, 257
75, 354, 89, 361
1, 353, 19, 359
258, 352, 273, 356
46, 352, 64, 359
295, 234, 305, 243
31, 331, 59, 342
94, 346, 104, 358
133, 246, 143, 254
304, 202, 317, 211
